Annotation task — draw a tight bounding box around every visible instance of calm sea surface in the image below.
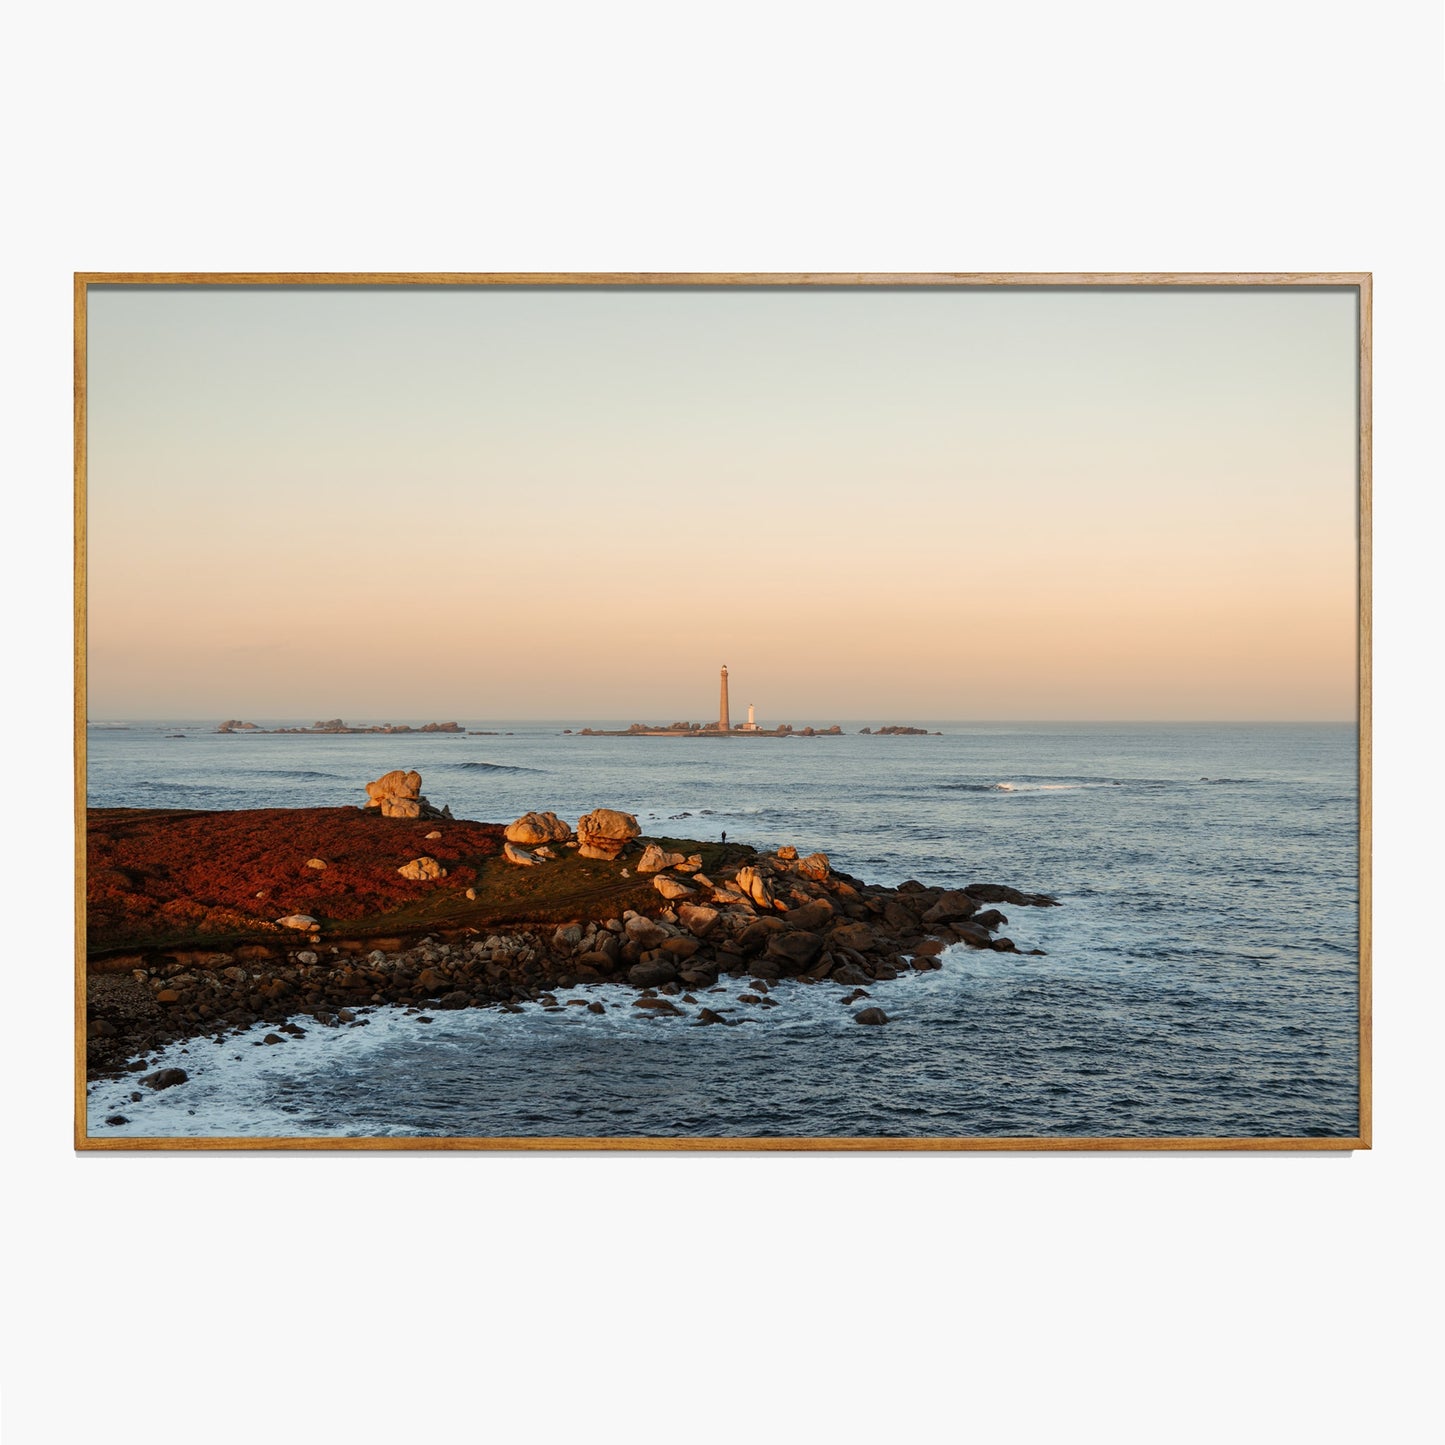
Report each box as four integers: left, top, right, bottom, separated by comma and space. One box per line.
85, 721, 1360, 1139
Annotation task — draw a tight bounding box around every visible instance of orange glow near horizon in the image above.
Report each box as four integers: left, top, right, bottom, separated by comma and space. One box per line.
85, 286, 1359, 721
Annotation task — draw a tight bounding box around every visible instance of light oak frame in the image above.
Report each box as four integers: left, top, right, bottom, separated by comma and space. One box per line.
74, 272, 1372, 1153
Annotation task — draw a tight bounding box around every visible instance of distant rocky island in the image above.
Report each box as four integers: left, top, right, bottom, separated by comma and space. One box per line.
569, 666, 941, 737
577, 721, 845, 737
217, 719, 463, 735
213, 718, 938, 738
574, 722, 941, 737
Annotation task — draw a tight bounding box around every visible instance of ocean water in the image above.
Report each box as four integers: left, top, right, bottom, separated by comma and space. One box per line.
85, 721, 1360, 1139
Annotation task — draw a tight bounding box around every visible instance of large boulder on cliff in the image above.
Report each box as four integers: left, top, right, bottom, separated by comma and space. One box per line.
365, 769, 423, 817
637, 843, 687, 874
505, 811, 572, 845
577, 808, 641, 860
363, 769, 449, 820
397, 856, 446, 881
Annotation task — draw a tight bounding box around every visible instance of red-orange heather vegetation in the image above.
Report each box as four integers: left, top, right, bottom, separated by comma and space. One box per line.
87, 807, 506, 950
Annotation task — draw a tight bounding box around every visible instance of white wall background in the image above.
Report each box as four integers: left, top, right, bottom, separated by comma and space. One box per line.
2, 2, 1440, 1441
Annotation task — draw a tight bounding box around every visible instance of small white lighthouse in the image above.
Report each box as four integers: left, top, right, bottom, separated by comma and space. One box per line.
746, 703, 757, 730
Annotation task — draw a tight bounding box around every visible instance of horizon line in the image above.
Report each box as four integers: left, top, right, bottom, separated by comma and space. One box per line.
85, 715, 1359, 727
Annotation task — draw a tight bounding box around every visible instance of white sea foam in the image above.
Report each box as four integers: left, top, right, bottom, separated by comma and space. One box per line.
85, 922, 1076, 1140
992, 781, 1107, 792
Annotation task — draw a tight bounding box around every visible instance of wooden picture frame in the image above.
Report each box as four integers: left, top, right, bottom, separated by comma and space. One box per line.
75, 272, 1371, 1151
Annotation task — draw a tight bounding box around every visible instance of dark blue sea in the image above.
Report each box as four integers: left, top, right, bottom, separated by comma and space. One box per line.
85, 721, 1360, 1139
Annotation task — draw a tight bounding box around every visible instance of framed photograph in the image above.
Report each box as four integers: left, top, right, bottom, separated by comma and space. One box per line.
75, 272, 1370, 1151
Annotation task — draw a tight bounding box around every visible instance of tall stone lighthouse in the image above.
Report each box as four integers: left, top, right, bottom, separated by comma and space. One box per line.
719, 664, 731, 731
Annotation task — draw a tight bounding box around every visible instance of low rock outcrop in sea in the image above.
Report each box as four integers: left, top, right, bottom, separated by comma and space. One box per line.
220, 719, 464, 735
575, 722, 845, 738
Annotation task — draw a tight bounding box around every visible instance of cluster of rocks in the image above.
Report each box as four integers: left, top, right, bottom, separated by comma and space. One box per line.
498, 807, 644, 866
580, 847, 1055, 995
361, 769, 452, 821
86, 840, 1058, 1079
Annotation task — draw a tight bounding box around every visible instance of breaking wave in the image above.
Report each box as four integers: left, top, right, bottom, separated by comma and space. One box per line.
449, 761, 546, 773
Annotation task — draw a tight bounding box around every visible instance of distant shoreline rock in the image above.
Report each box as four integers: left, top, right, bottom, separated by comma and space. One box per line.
576, 722, 847, 737
217, 719, 463, 735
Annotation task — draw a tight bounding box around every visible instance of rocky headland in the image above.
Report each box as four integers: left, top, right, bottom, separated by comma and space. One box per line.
85, 771, 1059, 1088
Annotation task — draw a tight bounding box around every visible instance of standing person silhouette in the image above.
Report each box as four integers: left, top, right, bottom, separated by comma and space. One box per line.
721, 830, 727, 845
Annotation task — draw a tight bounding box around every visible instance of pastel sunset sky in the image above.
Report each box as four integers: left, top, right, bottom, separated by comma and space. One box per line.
85, 284, 1359, 721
